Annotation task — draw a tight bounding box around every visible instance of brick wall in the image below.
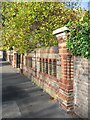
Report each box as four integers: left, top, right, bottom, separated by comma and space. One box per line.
5, 26, 89, 118
22, 45, 74, 112
6, 50, 13, 65
23, 47, 61, 100
22, 27, 74, 112
74, 56, 90, 118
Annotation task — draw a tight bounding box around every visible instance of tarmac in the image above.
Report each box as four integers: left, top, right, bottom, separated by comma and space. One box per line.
1, 60, 78, 118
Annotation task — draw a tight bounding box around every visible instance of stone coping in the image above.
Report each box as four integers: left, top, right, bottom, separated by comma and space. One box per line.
53, 26, 69, 35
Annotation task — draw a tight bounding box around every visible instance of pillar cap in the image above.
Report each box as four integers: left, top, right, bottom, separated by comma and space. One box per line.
53, 26, 69, 35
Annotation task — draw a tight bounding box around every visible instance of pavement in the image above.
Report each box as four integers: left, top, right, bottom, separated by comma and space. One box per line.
1, 60, 78, 118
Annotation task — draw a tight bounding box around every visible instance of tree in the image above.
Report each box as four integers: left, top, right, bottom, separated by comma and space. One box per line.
2, 2, 83, 53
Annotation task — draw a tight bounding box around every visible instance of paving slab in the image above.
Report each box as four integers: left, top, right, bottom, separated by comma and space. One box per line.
2, 101, 21, 118
2, 60, 77, 118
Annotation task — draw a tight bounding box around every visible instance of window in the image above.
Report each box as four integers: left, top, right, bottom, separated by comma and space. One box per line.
53, 59, 57, 77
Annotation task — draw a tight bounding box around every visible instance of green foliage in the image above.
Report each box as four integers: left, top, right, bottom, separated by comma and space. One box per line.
66, 11, 90, 59
2, 2, 82, 53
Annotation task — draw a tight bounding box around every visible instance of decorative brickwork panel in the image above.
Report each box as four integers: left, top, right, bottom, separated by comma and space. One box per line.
22, 47, 61, 100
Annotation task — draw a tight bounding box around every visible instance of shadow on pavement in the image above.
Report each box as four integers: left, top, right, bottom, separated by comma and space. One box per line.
2, 86, 29, 102
2, 62, 11, 67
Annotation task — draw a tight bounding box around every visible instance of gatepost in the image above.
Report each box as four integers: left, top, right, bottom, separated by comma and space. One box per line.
53, 26, 74, 112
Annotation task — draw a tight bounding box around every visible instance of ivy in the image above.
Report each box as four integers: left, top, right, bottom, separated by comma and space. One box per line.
66, 11, 90, 59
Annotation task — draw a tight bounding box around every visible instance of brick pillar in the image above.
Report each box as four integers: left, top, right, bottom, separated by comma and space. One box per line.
13, 51, 17, 68
57, 57, 62, 80
6, 51, 9, 62
36, 57, 40, 78
20, 54, 23, 73
53, 27, 74, 112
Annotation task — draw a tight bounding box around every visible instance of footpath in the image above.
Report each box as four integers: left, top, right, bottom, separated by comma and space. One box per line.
2, 60, 77, 118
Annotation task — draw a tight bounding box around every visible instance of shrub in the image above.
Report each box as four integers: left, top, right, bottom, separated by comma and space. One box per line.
66, 11, 90, 59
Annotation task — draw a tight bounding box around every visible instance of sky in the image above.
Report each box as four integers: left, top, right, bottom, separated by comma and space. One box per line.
81, 0, 90, 10
1, 0, 90, 10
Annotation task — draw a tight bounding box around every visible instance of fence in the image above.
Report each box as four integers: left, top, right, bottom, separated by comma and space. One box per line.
5, 27, 89, 118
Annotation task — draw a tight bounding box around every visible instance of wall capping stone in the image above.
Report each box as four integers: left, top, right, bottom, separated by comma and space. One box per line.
53, 26, 69, 35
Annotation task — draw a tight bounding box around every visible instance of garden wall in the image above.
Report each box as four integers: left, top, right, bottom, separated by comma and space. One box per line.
23, 47, 61, 100
6, 50, 13, 65
5, 27, 89, 118
74, 57, 90, 118
22, 45, 74, 112
21, 27, 74, 112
